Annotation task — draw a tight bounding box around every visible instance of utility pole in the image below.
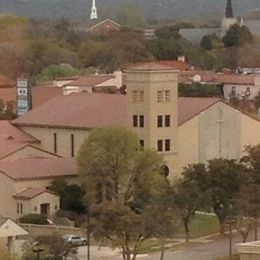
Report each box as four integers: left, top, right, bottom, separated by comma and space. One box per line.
86, 205, 90, 260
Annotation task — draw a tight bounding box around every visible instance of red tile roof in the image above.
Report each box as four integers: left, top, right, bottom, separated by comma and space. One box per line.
14, 187, 57, 200
13, 93, 127, 129
178, 97, 221, 125
0, 157, 77, 180
127, 62, 175, 71
13, 93, 224, 129
0, 121, 38, 143
64, 75, 114, 87
179, 71, 255, 85
157, 60, 190, 71
32, 86, 63, 108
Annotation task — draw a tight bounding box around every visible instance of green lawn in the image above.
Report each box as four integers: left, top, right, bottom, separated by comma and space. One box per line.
176, 212, 220, 239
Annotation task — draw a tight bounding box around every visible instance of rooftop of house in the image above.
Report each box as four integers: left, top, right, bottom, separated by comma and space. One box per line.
0, 121, 38, 143
0, 87, 16, 104
32, 86, 63, 108
0, 75, 16, 88
157, 60, 190, 71
13, 92, 223, 129
179, 71, 256, 85
14, 187, 57, 200
127, 62, 176, 72
0, 157, 77, 181
63, 75, 114, 87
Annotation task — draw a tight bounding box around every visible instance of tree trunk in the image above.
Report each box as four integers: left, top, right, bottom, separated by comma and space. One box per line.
160, 239, 166, 260
219, 221, 226, 235
183, 220, 190, 242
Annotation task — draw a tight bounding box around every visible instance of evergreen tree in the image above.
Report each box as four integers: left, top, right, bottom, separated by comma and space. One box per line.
226, 0, 233, 18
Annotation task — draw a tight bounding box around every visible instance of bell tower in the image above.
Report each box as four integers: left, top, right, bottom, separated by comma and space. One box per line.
126, 63, 179, 178
90, 0, 98, 20
221, 0, 237, 36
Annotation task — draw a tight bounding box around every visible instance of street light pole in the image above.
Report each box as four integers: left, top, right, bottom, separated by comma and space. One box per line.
86, 205, 90, 260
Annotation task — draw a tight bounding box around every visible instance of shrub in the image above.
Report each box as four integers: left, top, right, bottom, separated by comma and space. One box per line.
19, 214, 48, 225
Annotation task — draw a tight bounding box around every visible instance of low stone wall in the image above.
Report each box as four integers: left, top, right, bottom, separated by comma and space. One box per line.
237, 241, 260, 260
20, 223, 86, 238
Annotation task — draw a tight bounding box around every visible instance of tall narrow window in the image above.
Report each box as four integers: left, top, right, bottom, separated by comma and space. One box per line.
132, 90, 138, 103
17, 203, 19, 214
139, 90, 144, 103
139, 115, 144, 127
133, 115, 138, 127
165, 90, 171, 102
165, 139, 171, 152
20, 203, 23, 214
71, 134, 75, 157
165, 115, 170, 127
157, 90, 163, 103
53, 133, 57, 154
139, 139, 144, 150
157, 140, 163, 152
157, 115, 163, 127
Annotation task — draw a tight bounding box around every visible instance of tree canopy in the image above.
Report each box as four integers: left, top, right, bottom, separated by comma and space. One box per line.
77, 127, 178, 260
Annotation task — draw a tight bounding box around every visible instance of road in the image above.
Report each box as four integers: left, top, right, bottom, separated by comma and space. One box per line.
77, 229, 259, 260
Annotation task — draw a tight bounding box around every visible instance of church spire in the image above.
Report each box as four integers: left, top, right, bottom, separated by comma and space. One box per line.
225, 0, 233, 18
90, 0, 98, 20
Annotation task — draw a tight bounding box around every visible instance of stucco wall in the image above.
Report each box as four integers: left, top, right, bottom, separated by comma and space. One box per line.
20, 127, 90, 158
0, 173, 16, 219
240, 114, 260, 154
198, 102, 241, 163
166, 117, 199, 179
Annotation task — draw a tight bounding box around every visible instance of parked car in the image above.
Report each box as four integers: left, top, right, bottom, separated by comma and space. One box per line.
63, 235, 88, 247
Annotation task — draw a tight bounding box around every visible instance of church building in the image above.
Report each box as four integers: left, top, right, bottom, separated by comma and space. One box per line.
12, 63, 260, 179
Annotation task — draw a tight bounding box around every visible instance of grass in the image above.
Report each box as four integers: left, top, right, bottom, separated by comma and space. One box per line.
176, 212, 220, 239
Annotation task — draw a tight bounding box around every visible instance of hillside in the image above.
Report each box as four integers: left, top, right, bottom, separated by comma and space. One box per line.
0, 0, 259, 21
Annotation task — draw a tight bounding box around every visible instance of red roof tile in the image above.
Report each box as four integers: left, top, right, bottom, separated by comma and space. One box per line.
13, 92, 224, 128
32, 86, 63, 108
13, 93, 127, 129
64, 75, 114, 87
14, 187, 57, 200
157, 60, 190, 71
127, 62, 175, 71
0, 157, 77, 180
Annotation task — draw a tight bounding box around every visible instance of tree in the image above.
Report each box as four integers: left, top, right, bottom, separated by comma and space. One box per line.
175, 164, 210, 242
223, 24, 253, 47
77, 127, 175, 260
206, 159, 246, 234
49, 178, 86, 215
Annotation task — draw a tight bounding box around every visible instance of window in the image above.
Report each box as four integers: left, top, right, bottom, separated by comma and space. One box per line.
133, 115, 138, 127
20, 203, 23, 214
71, 134, 75, 157
34, 206, 37, 212
53, 133, 57, 154
139, 90, 144, 103
165, 115, 170, 127
132, 90, 144, 103
157, 115, 163, 127
165, 139, 171, 151
17, 204, 19, 214
157, 140, 163, 152
132, 90, 138, 103
157, 91, 163, 103
139, 139, 144, 149
165, 90, 170, 102
139, 115, 144, 127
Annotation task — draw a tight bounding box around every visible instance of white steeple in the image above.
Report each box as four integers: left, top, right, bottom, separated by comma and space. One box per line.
90, 0, 98, 20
